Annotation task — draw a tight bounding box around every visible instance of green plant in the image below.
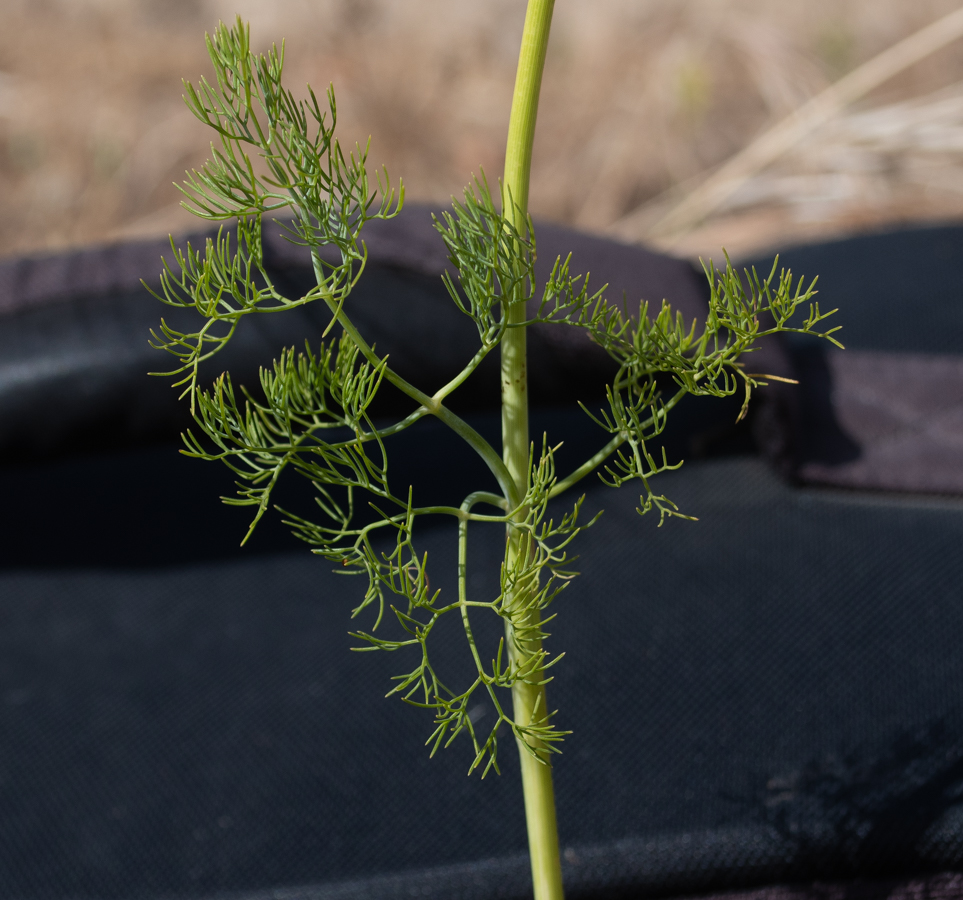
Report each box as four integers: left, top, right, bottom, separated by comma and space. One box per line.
149, 7, 839, 899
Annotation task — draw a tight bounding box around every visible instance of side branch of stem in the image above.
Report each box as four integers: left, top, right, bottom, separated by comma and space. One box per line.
312, 253, 519, 507
548, 387, 689, 500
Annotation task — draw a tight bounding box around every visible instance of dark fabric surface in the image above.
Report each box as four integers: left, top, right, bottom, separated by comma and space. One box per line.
745, 226, 963, 356
2, 448, 963, 900
743, 224, 963, 494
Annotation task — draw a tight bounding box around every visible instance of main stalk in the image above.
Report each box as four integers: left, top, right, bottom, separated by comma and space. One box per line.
500, 3, 562, 900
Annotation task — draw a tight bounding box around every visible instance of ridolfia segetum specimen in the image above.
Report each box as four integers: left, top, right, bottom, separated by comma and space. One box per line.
150, 7, 839, 897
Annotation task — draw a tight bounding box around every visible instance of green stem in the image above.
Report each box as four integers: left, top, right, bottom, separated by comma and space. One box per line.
502, 3, 563, 900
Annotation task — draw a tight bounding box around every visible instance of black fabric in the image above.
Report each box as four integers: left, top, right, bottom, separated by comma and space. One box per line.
2, 448, 963, 900
2, 219, 963, 900
745, 226, 963, 356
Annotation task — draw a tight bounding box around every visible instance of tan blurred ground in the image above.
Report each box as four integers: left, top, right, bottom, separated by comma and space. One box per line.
3, 0, 963, 262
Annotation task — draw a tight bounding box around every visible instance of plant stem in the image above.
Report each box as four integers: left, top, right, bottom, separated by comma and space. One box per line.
501, 3, 562, 900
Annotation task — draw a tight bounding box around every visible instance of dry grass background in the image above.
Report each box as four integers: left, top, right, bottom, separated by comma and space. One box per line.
3, 0, 963, 261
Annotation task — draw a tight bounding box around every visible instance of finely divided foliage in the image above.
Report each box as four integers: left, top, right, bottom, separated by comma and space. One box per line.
150, 20, 840, 777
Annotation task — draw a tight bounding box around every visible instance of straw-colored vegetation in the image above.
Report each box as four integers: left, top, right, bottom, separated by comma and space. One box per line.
3, 0, 963, 260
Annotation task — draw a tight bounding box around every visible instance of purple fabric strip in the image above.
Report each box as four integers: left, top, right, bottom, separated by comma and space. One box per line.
0, 234, 194, 316
798, 349, 963, 495
0, 205, 710, 322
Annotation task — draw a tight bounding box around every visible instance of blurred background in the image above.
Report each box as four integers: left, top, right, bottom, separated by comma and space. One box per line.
4, 0, 963, 261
